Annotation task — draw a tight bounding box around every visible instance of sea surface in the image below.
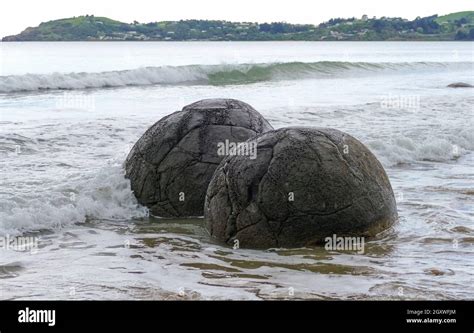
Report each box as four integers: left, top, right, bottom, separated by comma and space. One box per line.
0, 41, 473, 299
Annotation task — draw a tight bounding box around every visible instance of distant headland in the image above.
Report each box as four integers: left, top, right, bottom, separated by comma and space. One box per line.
2, 11, 474, 41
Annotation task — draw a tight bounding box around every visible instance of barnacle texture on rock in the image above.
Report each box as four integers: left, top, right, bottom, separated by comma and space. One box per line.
205, 127, 398, 248
125, 99, 273, 217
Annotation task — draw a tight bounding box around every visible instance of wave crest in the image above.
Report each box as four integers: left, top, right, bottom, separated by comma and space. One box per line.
1, 61, 471, 93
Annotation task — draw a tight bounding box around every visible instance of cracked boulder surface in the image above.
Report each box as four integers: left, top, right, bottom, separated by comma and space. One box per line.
205, 127, 398, 249
125, 99, 273, 217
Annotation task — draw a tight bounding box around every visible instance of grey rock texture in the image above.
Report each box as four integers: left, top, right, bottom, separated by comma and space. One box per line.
125, 99, 273, 217
447, 82, 473, 88
205, 127, 398, 249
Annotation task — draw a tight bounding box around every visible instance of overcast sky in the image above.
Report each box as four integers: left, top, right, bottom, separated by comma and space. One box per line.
1, 0, 472, 38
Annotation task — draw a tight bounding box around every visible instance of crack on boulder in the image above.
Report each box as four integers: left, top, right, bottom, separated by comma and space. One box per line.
315, 130, 364, 183
126, 99, 273, 217
205, 127, 398, 249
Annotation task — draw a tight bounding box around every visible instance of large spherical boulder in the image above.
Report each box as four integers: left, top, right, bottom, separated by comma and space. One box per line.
205, 127, 398, 248
125, 99, 273, 217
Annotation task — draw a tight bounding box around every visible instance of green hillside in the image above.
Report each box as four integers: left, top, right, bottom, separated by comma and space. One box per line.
434, 11, 474, 40
435, 11, 474, 23
3, 11, 474, 41
3, 16, 128, 41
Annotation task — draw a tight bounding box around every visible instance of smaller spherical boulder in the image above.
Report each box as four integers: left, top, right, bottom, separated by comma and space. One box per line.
125, 99, 273, 217
447, 82, 473, 88
205, 127, 398, 249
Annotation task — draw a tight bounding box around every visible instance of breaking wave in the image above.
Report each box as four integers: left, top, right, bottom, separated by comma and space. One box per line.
368, 128, 474, 166
0, 163, 148, 237
1, 61, 471, 93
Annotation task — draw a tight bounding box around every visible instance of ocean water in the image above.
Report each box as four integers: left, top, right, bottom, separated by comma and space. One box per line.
0, 41, 473, 300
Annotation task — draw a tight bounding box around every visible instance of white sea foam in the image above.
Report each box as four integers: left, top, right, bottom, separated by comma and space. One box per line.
368, 129, 474, 166
0, 164, 148, 236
